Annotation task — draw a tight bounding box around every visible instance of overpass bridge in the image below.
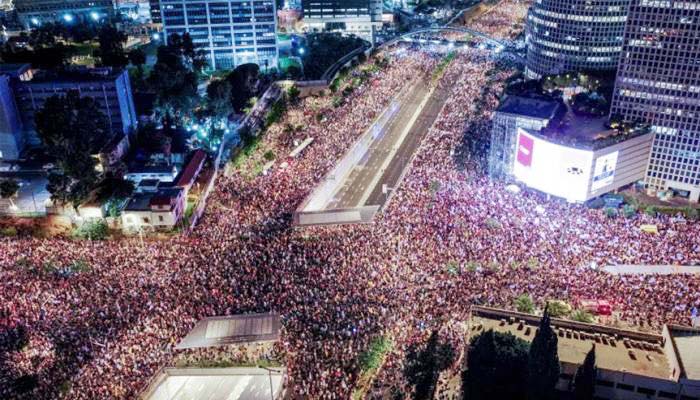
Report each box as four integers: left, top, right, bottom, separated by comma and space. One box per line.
380, 26, 510, 50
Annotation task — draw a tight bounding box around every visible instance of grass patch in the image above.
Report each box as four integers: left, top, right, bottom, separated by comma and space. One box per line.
352, 336, 393, 400
175, 358, 283, 369
432, 51, 456, 82
181, 200, 197, 227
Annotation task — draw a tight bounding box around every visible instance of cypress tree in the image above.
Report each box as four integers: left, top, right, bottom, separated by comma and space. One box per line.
527, 308, 560, 400
574, 345, 597, 400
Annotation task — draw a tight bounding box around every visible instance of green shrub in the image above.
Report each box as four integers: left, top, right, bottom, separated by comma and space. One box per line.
546, 300, 572, 318
485, 218, 502, 229
645, 205, 657, 217
604, 207, 618, 218
570, 309, 594, 324
72, 220, 109, 240
466, 261, 480, 273
527, 257, 539, 270
69, 258, 91, 273
445, 260, 459, 275
623, 204, 637, 219
686, 207, 699, 221
1, 226, 18, 237
514, 294, 535, 314
263, 150, 276, 161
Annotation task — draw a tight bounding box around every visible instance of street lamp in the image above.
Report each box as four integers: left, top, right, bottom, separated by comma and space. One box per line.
90, 11, 100, 22
62, 14, 74, 23
258, 366, 282, 400
31, 17, 40, 26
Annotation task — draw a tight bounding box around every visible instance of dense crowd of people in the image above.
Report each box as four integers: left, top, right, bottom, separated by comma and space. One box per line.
1, 1, 699, 399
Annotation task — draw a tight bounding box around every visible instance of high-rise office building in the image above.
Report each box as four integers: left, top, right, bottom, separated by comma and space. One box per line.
610, 0, 700, 202
525, 0, 631, 79
14, 67, 138, 147
14, 0, 115, 28
158, 0, 279, 71
149, 0, 162, 23
302, 0, 382, 44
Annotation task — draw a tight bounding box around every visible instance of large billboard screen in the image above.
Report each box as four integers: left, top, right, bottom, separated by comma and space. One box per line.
591, 151, 619, 191
513, 129, 593, 202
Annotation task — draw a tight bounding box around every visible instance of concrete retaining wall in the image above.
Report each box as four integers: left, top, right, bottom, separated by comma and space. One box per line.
294, 205, 380, 226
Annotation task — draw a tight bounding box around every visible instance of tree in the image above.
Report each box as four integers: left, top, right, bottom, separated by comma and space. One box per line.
137, 122, 172, 153
287, 85, 301, 105
286, 65, 303, 79
166, 32, 207, 72
404, 330, 454, 400
128, 48, 147, 69
527, 308, 560, 400
148, 42, 200, 119
0, 179, 20, 202
95, 177, 134, 202
206, 79, 233, 120
463, 329, 529, 400
35, 91, 109, 208
94, 25, 128, 68
226, 63, 260, 112
574, 345, 597, 400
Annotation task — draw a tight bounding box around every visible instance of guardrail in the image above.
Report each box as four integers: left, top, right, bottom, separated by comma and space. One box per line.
320, 42, 372, 83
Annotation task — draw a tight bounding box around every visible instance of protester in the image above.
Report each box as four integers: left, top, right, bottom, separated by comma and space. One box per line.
1, 3, 698, 399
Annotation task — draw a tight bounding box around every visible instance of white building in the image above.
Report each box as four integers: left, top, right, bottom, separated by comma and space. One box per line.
302, 0, 382, 44
158, 0, 279, 70
121, 186, 185, 232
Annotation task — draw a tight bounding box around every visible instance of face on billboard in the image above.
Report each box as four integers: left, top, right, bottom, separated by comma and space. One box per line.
513, 129, 593, 202
591, 151, 619, 192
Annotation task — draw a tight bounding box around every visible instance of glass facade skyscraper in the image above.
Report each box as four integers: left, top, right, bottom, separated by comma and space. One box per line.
525, 0, 631, 79
610, 0, 700, 201
159, 0, 278, 70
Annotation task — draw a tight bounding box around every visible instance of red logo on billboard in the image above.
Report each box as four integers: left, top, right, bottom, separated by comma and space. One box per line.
517, 133, 534, 167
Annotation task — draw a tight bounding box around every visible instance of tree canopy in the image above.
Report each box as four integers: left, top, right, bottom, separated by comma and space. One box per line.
206, 79, 233, 120
0, 179, 20, 199
574, 345, 597, 400
404, 330, 454, 400
527, 309, 561, 400
462, 329, 530, 400
94, 25, 128, 68
35, 91, 109, 208
226, 63, 260, 112
302, 33, 366, 79
148, 34, 203, 119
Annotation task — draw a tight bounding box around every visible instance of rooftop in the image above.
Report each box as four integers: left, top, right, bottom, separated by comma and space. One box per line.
176, 313, 281, 350
27, 67, 125, 84
124, 188, 182, 211
127, 165, 178, 175
471, 307, 671, 380
496, 95, 562, 120
0, 63, 31, 77
141, 367, 285, 400
175, 150, 207, 188
499, 94, 650, 150
668, 325, 700, 380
